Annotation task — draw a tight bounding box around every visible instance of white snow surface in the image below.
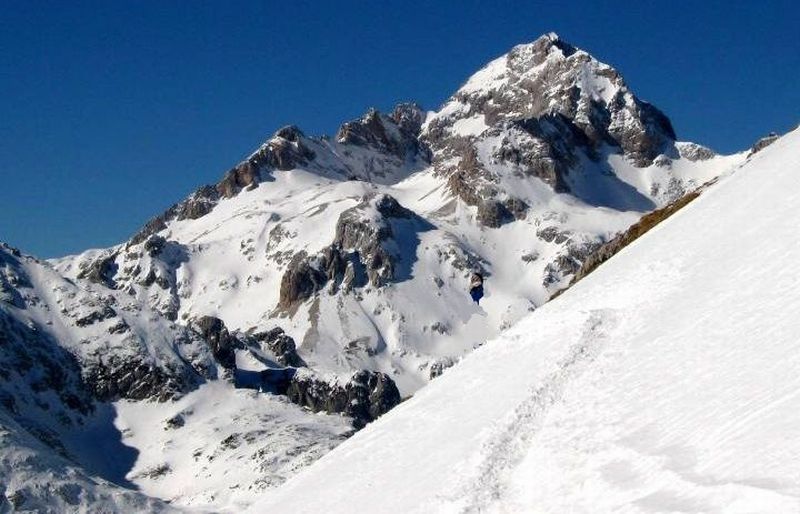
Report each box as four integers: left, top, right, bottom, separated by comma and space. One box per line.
114, 381, 351, 511
251, 129, 800, 513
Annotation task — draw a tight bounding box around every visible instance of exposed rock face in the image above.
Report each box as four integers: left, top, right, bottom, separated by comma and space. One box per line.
278, 250, 342, 311
130, 186, 221, 245
215, 322, 401, 427
429, 357, 457, 379
678, 142, 716, 161
252, 327, 306, 367
83, 355, 189, 402
748, 132, 779, 157
129, 126, 314, 244
391, 102, 427, 138
334, 193, 413, 286
0, 296, 200, 412
143, 234, 167, 257
285, 369, 401, 428
278, 193, 431, 309
74, 305, 117, 327
337, 103, 430, 163
542, 237, 603, 291
1, 246, 214, 406
219, 126, 314, 198
0, 248, 31, 309
446, 145, 529, 228
73, 237, 190, 322
76, 252, 118, 287
192, 316, 241, 370
0, 311, 94, 418
494, 116, 584, 192
255, 367, 297, 395
423, 32, 678, 227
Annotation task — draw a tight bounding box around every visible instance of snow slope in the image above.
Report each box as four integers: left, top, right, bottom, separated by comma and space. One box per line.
113, 380, 352, 510
251, 127, 800, 513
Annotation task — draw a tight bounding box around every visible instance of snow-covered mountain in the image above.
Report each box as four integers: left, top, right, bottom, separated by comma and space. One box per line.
0, 32, 771, 511
56, 33, 742, 395
250, 125, 800, 513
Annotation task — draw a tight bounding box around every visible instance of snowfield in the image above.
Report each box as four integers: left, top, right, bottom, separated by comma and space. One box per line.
114, 381, 352, 510
250, 128, 800, 513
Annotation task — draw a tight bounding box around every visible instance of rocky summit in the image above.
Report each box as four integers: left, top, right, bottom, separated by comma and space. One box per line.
1, 33, 755, 510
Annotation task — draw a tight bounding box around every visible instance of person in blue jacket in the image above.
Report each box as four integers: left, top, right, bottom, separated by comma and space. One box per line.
469, 272, 484, 304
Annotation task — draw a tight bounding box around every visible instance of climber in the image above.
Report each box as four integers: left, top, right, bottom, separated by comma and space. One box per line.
469, 272, 484, 304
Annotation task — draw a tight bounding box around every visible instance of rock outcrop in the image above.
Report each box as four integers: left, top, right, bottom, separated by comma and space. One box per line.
252, 327, 306, 367
278, 193, 431, 310
0, 247, 31, 309
74, 236, 189, 321
337, 103, 430, 163
278, 249, 346, 311
286, 369, 401, 428
0, 310, 95, 418
130, 104, 430, 245
192, 316, 241, 370
76, 252, 118, 287
677, 142, 716, 161
1, 245, 214, 405
129, 126, 314, 244
748, 132, 779, 157
333, 193, 414, 286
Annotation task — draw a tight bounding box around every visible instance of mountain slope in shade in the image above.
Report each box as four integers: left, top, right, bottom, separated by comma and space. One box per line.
0, 407, 176, 513
250, 128, 800, 513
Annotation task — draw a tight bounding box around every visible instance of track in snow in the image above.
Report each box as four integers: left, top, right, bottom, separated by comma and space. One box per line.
452, 309, 618, 513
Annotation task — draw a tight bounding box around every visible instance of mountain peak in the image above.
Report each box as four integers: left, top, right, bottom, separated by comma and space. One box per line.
455, 32, 617, 106
520, 31, 577, 57
427, 34, 675, 172
273, 125, 305, 142
417, 34, 682, 228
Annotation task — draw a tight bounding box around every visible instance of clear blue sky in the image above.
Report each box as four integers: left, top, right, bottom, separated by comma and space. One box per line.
1, 1, 798, 257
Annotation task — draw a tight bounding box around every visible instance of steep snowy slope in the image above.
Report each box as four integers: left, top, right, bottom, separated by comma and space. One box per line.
251, 127, 800, 513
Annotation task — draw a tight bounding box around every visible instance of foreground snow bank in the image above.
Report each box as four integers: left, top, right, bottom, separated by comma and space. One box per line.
250, 128, 800, 513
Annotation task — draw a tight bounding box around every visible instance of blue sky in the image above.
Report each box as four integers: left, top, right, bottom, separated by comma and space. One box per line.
1, 1, 798, 257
